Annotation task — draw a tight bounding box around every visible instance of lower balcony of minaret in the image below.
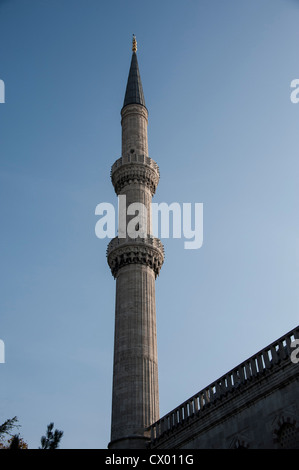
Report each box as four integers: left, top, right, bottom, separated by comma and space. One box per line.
107, 235, 164, 279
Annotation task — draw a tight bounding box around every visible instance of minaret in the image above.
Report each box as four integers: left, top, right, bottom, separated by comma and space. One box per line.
107, 36, 164, 449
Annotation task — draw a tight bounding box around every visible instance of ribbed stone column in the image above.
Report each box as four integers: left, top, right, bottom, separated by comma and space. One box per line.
110, 264, 159, 443
107, 39, 164, 449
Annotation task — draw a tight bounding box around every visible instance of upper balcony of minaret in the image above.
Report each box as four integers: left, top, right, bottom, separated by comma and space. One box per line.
110, 153, 160, 196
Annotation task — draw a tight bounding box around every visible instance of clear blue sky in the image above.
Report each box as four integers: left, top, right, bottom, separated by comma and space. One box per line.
0, 0, 298, 449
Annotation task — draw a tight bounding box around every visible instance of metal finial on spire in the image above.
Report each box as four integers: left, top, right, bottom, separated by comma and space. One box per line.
132, 34, 137, 53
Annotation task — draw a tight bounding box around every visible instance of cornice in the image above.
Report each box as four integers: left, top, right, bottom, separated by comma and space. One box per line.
107, 236, 164, 278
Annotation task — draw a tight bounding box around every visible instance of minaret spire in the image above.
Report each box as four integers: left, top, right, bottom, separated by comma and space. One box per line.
123, 36, 146, 109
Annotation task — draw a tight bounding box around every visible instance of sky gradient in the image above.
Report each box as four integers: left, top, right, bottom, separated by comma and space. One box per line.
0, 0, 298, 448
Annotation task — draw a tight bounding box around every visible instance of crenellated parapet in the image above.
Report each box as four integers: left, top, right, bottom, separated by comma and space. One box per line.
107, 235, 164, 279
111, 154, 160, 196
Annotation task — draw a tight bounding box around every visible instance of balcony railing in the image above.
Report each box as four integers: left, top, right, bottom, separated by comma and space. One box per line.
148, 325, 299, 443
111, 154, 160, 176
107, 235, 164, 257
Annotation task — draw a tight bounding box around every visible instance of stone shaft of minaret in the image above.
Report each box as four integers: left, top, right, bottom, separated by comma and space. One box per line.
121, 104, 148, 157
121, 104, 152, 234
107, 38, 164, 449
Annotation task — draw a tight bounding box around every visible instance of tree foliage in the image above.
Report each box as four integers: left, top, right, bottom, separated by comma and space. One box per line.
40, 422, 63, 449
0, 417, 63, 449
0, 416, 19, 438
6, 435, 28, 449
0, 417, 28, 449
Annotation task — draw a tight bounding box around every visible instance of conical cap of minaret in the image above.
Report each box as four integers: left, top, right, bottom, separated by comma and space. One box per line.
123, 35, 146, 109
121, 36, 148, 157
